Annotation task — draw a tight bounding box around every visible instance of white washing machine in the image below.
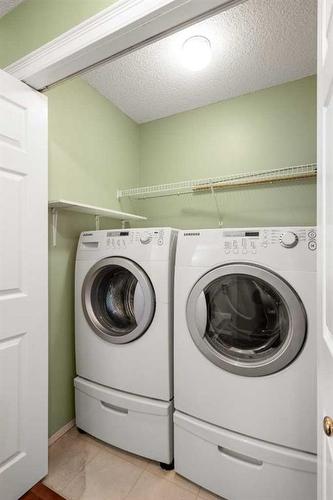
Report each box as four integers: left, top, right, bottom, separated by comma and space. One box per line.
75, 227, 177, 464
174, 227, 317, 500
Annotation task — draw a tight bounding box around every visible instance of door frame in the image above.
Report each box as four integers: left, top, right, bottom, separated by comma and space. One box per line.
4, 0, 245, 90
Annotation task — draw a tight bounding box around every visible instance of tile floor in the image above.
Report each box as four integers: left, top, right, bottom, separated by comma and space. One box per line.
43, 427, 222, 500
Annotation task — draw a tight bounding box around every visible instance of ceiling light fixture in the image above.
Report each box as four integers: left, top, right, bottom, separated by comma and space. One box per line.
181, 36, 212, 71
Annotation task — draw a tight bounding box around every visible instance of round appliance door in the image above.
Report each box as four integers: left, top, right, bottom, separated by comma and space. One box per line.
186, 264, 306, 376
82, 257, 155, 344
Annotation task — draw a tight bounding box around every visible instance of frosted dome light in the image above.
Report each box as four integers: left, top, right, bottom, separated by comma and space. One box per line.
182, 36, 212, 71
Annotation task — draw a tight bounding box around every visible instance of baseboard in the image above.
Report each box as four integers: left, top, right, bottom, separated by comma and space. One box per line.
48, 419, 76, 447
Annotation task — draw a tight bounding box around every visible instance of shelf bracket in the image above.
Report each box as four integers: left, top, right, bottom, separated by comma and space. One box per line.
210, 183, 223, 227
95, 215, 100, 231
51, 208, 58, 247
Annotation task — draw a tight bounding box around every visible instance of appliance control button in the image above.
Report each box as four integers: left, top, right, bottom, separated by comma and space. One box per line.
308, 230, 316, 239
158, 239, 163, 245
140, 233, 152, 244
233, 249, 239, 254
308, 240, 317, 251
280, 231, 298, 248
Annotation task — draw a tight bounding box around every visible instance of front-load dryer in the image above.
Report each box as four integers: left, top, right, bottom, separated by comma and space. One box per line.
173, 227, 316, 500
75, 227, 177, 464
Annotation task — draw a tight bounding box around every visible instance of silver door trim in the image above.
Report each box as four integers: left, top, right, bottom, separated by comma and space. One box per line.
82, 257, 155, 344
186, 263, 307, 376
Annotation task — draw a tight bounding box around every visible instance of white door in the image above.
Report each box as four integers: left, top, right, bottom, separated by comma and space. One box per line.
318, 0, 333, 498
0, 70, 48, 499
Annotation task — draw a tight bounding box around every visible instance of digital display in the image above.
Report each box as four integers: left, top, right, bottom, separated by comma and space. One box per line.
245, 231, 259, 237
224, 230, 260, 238
107, 231, 129, 237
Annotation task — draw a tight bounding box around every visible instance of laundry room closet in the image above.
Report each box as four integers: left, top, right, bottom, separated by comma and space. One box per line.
47, 78, 141, 436
0, 0, 318, 498
45, 0, 315, 445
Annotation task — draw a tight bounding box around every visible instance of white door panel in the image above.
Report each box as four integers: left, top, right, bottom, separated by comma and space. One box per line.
318, 0, 333, 497
0, 70, 48, 500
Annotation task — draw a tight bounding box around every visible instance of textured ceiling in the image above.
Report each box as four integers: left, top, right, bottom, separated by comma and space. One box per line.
0, 0, 25, 17
84, 0, 316, 124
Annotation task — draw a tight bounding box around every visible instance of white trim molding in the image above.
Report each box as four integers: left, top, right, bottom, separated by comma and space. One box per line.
5, 0, 244, 90
48, 419, 76, 447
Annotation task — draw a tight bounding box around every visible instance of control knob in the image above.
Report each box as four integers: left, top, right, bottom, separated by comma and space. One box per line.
280, 231, 298, 249
140, 232, 152, 244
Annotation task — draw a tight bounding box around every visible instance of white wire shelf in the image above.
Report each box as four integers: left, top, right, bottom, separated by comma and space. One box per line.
48, 199, 147, 246
117, 163, 317, 200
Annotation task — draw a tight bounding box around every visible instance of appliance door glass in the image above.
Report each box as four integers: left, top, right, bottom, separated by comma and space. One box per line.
187, 264, 306, 376
82, 257, 155, 344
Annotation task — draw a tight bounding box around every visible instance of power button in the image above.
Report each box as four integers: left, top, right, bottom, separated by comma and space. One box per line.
308, 241, 317, 251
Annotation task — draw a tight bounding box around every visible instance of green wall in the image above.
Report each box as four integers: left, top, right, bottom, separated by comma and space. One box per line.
47, 78, 139, 436
0, 0, 117, 68
137, 76, 316, 229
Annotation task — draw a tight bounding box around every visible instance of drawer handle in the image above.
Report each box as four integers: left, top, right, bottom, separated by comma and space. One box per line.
101, 401, 129, 415
218, 446, 263, 467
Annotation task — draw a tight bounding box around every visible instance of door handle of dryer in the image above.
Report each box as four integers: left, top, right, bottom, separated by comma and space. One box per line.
101, 401, 129, 415
196, 292, 208, 338
217, 446, 263, 467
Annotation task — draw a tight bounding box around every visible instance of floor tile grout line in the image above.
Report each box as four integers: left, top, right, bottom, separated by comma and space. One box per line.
101, 446, 150, 470
123, 467, 146, 499
147, 466, 200, 496
126, 467, 201, 499
83, 431, 151, 472
129, 469, 173, 499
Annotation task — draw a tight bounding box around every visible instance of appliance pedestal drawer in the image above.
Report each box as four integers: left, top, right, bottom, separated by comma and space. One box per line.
75, 377, 173, 463
174, 411, 316, 500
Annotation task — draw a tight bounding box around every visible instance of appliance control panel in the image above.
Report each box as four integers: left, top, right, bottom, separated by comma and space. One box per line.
77, 228, 177, 263
222, 228, 317, 255
106, 229, 165, 249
